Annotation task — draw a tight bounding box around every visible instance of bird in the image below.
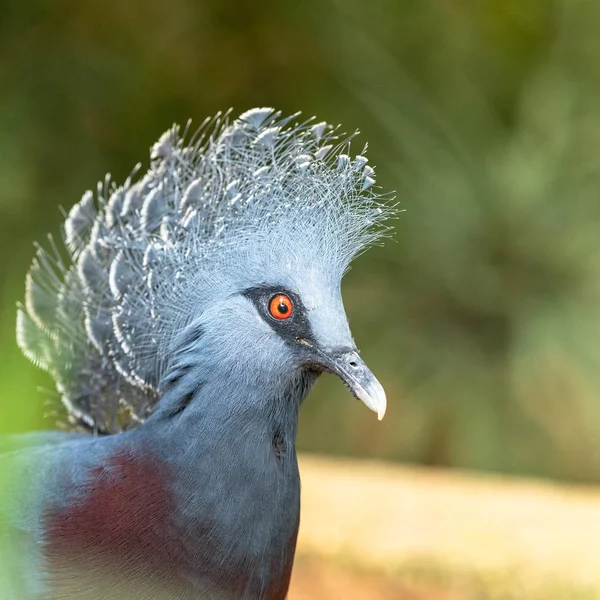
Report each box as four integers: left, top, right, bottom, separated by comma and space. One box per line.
0, 107, 393, 599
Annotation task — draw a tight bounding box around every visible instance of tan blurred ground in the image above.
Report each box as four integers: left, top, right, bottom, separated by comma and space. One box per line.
288, 455, 600, 599
290, 559, 457, 600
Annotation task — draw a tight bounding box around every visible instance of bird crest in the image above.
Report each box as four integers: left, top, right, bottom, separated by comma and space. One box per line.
17, 108, 394, 433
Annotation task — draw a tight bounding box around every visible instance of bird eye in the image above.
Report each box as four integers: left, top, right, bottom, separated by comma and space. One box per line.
268, 294, 293, 320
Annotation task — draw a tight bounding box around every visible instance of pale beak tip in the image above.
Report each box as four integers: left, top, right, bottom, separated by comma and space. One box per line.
364, 380, 387, 421
376, 394, 387, 421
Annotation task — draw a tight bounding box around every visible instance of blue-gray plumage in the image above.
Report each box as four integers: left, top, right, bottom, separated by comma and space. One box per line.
1, 108, 393, 599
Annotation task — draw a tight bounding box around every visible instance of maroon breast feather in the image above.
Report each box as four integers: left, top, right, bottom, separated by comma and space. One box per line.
43, 450, 291, 600
43, 451, 195, 599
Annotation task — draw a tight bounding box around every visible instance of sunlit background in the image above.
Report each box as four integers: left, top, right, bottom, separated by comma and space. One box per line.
2, 1, 600, 598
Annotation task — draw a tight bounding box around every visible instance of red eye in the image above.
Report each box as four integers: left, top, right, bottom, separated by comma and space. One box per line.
269, 294, 293, 320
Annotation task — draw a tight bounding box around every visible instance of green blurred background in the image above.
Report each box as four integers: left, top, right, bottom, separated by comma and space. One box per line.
1, 0, 600, 483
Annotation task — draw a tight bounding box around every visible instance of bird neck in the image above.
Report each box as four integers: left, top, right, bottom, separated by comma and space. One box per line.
142, 363, 320, 506
150, 365, 317, 438
131, 368, 318, 597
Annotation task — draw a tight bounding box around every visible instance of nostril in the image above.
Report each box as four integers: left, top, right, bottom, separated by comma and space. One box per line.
349, 361, 358, 368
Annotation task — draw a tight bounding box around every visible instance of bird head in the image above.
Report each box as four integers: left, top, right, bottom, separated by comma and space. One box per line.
172, 238, 386, 420
17, 108, 394, 432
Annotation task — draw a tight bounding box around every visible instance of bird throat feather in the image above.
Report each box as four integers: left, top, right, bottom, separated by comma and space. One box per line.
16, 108, 393, 433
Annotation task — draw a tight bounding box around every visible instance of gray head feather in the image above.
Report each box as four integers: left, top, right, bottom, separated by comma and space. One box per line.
17, 108, 394, 433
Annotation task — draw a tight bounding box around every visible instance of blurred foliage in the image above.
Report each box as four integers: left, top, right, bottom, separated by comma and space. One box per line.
1, 0, 600, 481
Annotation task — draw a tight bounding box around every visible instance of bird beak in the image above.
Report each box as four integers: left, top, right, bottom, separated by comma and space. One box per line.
314, 349, 387, 420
